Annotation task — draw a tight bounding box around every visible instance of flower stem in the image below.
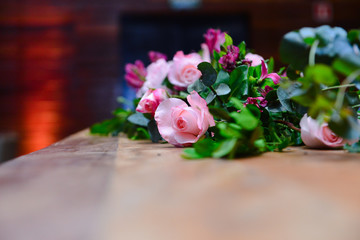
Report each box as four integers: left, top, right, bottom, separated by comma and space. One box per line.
309, 40, 320, 66
322, 84, 356, 91
274, 120, 301, 132
334, 69, 360, 111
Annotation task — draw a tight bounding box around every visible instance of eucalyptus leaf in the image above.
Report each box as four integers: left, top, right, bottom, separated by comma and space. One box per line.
187, 79, 207, 93
127, 112, 150, 127
205, 91, 216, 104
215, 83, 231, 96
198, 62, 217, 86
147, 119, 162, 143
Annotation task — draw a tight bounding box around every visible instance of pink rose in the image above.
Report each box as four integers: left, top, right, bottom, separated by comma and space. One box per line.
124, 60, 147, 89
155, 91, 215, 147
137, 59, 170, 97
244, 53, 264, 67
300, 114, 358, 148
168, 51, 203, 88
136, 88, 168, 116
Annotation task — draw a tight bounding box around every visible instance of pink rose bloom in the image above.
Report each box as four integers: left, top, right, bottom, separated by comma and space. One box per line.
148, 51, 167, 63
155, 91, 215, 147
145, 59, 169, 88
244, 53, 264, 67
168, 51, 203, 88
136, 59, 170, 97
203, 28, 225, 54
124, 60, 147, 89
300, 114, 358, 148
136, 88, 168, 116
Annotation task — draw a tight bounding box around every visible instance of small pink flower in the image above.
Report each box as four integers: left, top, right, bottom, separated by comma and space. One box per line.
148, 51, 167, 63
245, 97, 268, 109
168, 51, 203, 88
260, 60, 281, 85
219, 45, 239, 72
300, 114, 358, 148
244, 53, 264, 67
155, 91, 215, 147
136, 88, 168, 116
203, 29, 225, 54
125, 60, 147, 89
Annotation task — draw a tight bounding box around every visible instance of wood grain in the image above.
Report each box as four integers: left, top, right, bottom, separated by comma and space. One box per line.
1, 130, 360, 240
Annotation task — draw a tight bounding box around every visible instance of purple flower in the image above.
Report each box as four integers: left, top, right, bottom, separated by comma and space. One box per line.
124, 60, 147, 89
260, 60, 281, 85
245, 97, 268, 110
203, 29, 225, 54
148, 51, 167, 63
219, 45, 239, 72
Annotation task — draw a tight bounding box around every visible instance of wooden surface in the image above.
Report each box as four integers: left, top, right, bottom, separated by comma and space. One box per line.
1, 130, 360, 240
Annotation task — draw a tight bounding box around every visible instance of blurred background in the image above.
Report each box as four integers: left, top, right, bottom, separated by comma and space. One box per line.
0, 0, 359, 160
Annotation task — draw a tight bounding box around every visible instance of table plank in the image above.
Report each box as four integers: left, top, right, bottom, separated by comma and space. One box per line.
0, 130, 118, 240
1, 130, 360, 240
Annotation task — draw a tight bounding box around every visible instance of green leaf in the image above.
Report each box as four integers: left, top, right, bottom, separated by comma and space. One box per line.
344, 141, 360, 153
209, 106, 231, 121
305, 64, 338, 86
205, 91, 216, 104
229, 65, 248, 87
348, 29, 360, 45
277, 87, 294, 112
223, 33, 233, 47
198, 62, 217, 87
217, 122, 242, 138
230, 110, 258, 131
328, 110, 360, 140
215, 83, 231, 96
215, 70, 230, 85
182, 148, 204, 159
230, 97, 244, 110
212, 138, 237, 158
280, 31, 309, 71
90, 118, 122, 136
238, 41, 246, 58
147, 119, 162, 143
193, 138, 219, 157
333, 55, 360, 77
127, 112, 150, 127
267, 57, 275, 74
187, 79, 207, 93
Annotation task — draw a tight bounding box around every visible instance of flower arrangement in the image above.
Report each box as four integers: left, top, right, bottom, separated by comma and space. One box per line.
91, 25, 360, 158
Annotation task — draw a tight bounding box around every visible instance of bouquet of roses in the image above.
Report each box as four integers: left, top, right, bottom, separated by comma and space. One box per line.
91, 26, 360, 158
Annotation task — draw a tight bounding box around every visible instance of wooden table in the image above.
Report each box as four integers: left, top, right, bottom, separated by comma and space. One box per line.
1, 130, 360, 240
